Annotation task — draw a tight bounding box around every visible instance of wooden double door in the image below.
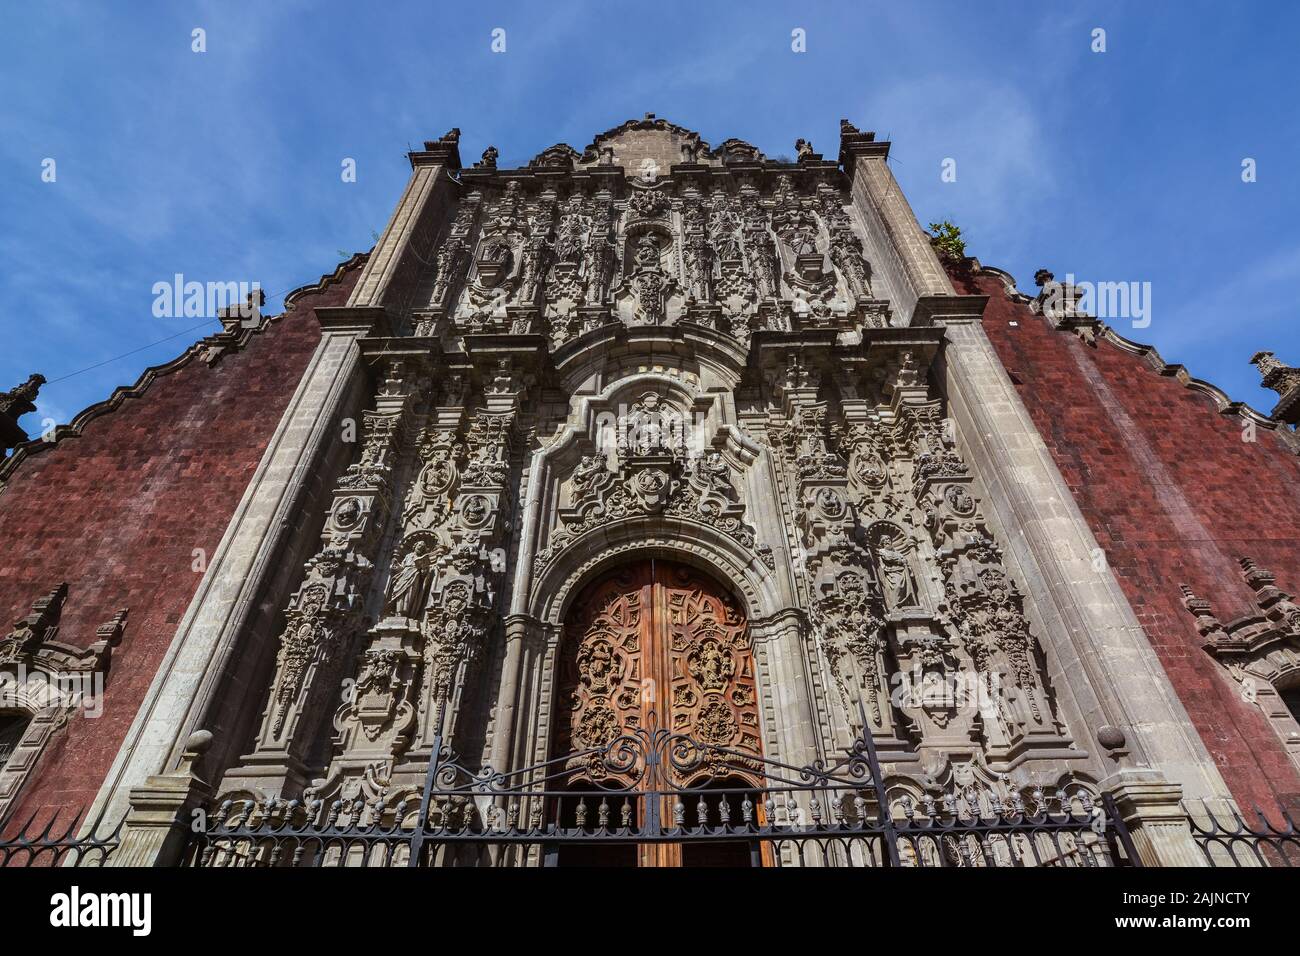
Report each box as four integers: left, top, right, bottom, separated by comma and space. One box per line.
553, 560, 765, 866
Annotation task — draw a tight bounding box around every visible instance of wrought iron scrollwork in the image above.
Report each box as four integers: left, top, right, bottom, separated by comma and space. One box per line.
184, 702, 1139, 868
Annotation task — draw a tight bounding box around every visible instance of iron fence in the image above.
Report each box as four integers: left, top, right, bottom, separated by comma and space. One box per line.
0, 807, 121, 867
1186, 800, 1300, 867
184, 709, 1139, 868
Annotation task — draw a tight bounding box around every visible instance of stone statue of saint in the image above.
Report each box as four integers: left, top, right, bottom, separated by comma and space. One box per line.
876, 542, 919, 609
384, 540, 435, 619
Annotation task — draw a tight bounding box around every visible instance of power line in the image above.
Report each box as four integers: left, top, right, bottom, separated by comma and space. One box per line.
44, 318, 221, 385
42, 281, 306, 386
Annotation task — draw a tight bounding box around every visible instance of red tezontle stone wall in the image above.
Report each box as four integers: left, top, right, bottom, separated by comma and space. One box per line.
0, 259, 362, 825
949, 263, 1300, 812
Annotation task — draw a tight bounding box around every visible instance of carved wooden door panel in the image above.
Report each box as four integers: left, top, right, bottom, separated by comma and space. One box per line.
555, 560, 763, 866
661, 567, 762, 771
554, 563, 654, 767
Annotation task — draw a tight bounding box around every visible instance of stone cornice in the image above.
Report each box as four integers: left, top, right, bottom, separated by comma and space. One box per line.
910, 294, 989, 326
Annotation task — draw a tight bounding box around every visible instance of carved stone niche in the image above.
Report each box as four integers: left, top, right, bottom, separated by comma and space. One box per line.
1184, 558, 1300, 767
613, 217, 681, 328
454, 181, 549, 332
0, 584, 127, 822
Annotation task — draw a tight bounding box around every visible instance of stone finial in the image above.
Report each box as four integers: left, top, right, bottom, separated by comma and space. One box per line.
1096, 725, 1127, 752
423, 131, 455, 150
1239, 556, 1275, 592
837, 121, 882, 171
216, 290, 264, 332
2, 582, 68, 654
417, 129, 463, 167
795, 138, 815, 162
838, 120, 874, 141
1179, 583, 1228, 644
1030, 268, 1091, 328
476, 145, 499, 169
0, 373, 45, 419
1178, 583, 1211, 615
1250, 350, 1300, 424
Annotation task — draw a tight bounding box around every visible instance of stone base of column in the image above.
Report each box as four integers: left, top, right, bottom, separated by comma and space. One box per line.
1101, 768, 1210, 867
106, 731, 213, 867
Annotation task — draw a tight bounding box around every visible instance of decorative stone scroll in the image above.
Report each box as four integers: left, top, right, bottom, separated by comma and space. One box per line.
534, 448, 756, 571
1183, 558, 1300, 768
0, 584, 127, 822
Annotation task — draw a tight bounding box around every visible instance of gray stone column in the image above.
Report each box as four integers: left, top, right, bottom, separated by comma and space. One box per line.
88, 138, 462, 846
751, 608, 823, 770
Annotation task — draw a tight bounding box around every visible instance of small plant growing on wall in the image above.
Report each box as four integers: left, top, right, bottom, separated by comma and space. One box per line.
927, 220, 966, 261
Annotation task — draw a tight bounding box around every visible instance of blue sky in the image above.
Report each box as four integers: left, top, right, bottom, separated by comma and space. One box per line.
2, 0, 1296, 434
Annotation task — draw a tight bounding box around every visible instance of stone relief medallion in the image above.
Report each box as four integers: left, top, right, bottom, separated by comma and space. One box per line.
630, 467, 674, 512
943, 483, 975, 516
815, 487, 847, 520
853, 450, 888, 488
422, 458, 455, 496
458, 494, 492, 528
333, 497, 363, 530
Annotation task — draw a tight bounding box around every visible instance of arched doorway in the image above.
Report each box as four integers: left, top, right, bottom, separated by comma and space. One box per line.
551, 559, 766, 866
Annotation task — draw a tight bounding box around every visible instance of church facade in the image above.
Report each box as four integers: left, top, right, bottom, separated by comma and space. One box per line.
2, 116, 1299, 867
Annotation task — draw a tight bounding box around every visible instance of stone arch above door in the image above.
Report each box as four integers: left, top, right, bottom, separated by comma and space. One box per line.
529, 521, 785, 629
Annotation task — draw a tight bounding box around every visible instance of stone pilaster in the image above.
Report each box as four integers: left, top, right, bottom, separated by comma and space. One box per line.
107, 732, 212, 868
939, 317, 1233, 802
1101, 769, 1214, 867
840, 123, 950, 321
86, 139, 461, 845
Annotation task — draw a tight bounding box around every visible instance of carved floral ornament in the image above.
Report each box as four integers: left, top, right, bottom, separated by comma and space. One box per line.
427, 162, 876, 345
534, 445, 759, 571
